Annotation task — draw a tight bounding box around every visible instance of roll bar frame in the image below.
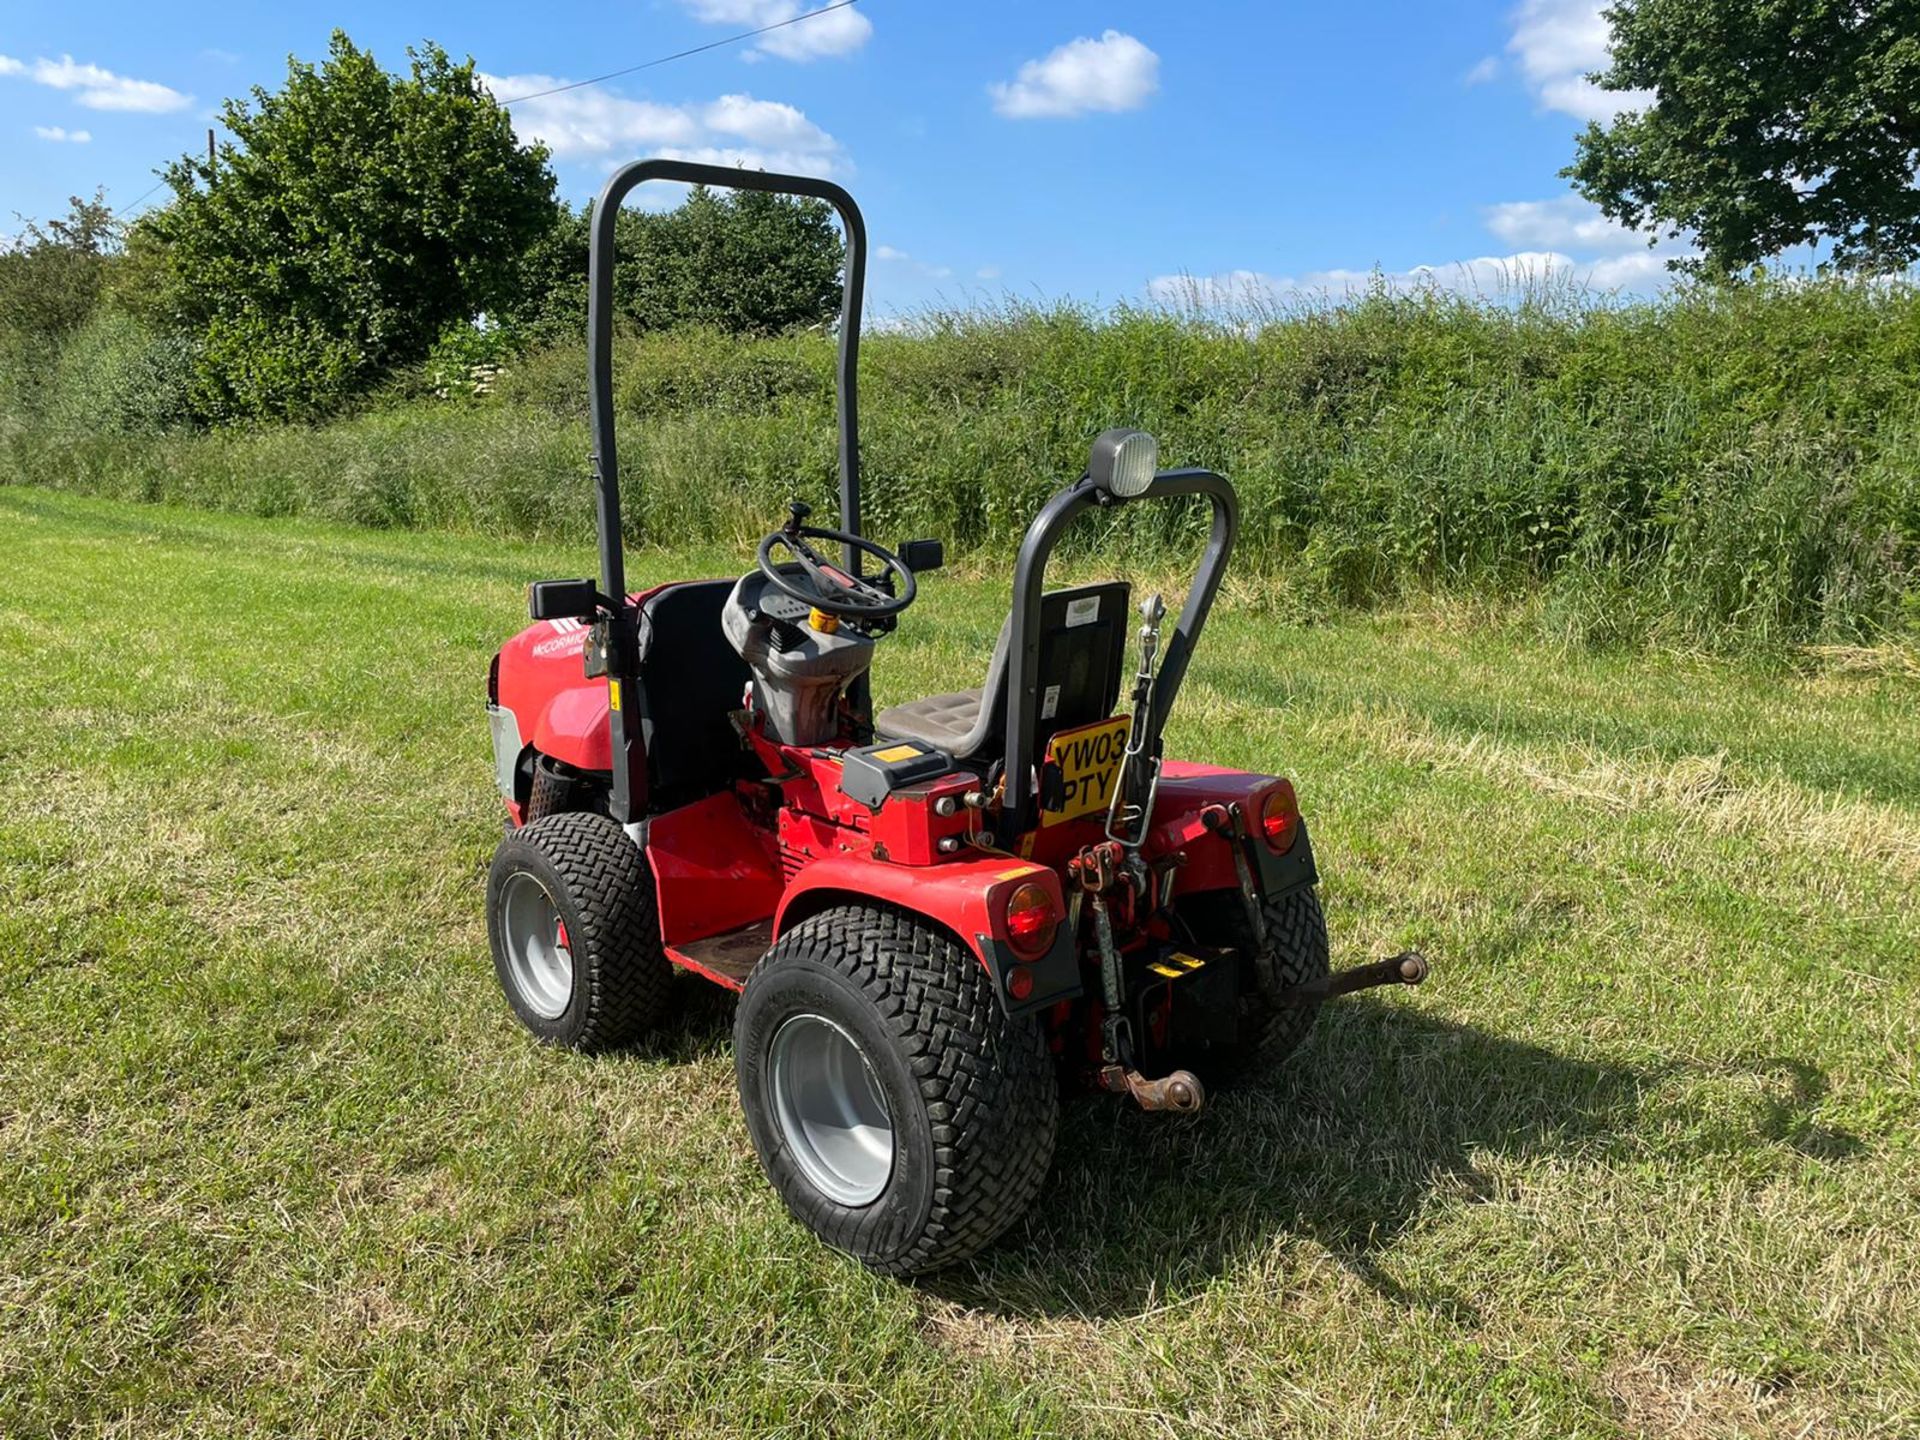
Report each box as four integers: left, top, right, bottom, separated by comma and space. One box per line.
997, 470, 1239, 838
587, 159, 868, 822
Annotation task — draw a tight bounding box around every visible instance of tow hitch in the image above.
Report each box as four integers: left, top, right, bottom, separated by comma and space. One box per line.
1100, 1064, 1205, 1113
1281, 950, 1430, 1003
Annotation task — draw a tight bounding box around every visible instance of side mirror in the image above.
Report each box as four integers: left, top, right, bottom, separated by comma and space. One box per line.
528, 578, 600, 621
899, 538, 945, 574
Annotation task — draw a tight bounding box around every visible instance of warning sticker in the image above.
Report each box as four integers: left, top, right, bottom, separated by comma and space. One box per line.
1064, 596, 1101, 627
1040, 683, 1061, 720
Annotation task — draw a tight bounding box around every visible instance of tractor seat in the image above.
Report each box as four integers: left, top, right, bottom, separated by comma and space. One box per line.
876, 582, 1131, 762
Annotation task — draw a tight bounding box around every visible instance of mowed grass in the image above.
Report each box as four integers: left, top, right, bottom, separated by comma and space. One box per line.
1, 487, 1916, 1438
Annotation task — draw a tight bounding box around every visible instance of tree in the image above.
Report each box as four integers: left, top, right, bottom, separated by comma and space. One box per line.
1567, 0, 1920, 276
150, 31, 556, 419
498, 184, 845, 341
0, 191, 120, 341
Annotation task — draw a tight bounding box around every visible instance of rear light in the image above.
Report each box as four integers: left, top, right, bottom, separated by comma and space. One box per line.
1260, 780, 1300, 854
1005, 966, 1036, 1001
1003, 881, 1059, 960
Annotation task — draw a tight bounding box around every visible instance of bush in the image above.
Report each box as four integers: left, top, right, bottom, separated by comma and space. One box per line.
6, 280, 1918, 654
39, 312, 199, 437
147, 32, 555, 420
497, 188, 845, 344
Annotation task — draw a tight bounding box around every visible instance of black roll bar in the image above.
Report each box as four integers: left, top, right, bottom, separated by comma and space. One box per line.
998, 469, 1239, 838
587, 159, 867, 823
586, 158, 869, 596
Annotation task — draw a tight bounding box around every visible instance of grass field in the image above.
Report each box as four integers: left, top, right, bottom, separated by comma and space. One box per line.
2, 487, 1917, 1438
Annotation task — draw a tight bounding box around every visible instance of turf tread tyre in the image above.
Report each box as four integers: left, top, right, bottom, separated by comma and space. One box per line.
1250, 886, 1331, 1063
487, 811, 673, 1052
734, 902, 1058, 1276
1177, 884, 1330, 1077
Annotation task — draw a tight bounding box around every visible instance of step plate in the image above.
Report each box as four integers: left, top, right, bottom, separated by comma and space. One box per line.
666, 920, 773, 991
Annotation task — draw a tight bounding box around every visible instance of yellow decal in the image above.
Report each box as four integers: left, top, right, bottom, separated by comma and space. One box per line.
872, 744, 921, 763
1041, 715, 1131, 828
995, 865, 1041, 881
1149, 963, 1184, 978
607, 679, 622, 712
1173, 953, 1206, 970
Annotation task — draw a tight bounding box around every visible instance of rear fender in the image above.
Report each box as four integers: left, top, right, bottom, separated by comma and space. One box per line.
1150, 762, 1319, 898
775, 855, 1080, 1015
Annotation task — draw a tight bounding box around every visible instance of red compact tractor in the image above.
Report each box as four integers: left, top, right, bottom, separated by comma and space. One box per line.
484, 159, 1429, 1275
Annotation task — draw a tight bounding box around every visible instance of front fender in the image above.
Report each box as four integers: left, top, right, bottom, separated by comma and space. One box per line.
531, 683, 614, 773
775, 854, 1081, 1015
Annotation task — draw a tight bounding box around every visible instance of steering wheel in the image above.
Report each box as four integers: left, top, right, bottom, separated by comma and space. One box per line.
757, 503, 917, 620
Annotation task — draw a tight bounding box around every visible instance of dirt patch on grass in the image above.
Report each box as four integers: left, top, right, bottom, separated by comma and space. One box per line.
1605, 1355, 1836, 1439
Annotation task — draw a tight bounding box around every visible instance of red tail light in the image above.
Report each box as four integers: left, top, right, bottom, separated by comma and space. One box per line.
1260, 780, 1300, 854
1003, 881, 1059, 960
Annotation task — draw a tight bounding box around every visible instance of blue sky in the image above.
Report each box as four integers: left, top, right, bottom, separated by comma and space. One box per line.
1, 1, 1697, 314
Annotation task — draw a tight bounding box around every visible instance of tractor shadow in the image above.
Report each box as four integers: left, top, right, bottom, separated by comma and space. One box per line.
930, 1000, 1859, 1322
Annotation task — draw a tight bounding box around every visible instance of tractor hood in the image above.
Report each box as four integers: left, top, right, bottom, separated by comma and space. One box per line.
494, 615, 611, 774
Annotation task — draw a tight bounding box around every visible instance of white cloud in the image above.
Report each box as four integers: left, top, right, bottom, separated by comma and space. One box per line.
1484, 194, 1656, 253
1147, 246, 1691, 309
33, 124, 92, 142
0, 53, 192, 112
872, 243, 955, 280
485, 76, 845, 176
1463, 55, 1500, 86
990, 30, 1159, 119
678, 1, 872, 62
976, 265, 1002, 281
1505, 0, 1651, 122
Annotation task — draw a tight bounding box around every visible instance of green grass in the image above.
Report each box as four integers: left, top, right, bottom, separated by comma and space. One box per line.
2, 488, 1917, 1438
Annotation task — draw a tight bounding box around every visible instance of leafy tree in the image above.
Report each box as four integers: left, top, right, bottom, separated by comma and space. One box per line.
498, 184, 844, 341
1568, 0, 1920, 275
150, 31, 556, 419
0, 191, 120, 340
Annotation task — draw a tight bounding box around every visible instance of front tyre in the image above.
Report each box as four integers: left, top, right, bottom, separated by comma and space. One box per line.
486, 812, 674, 1052
734, 903, 1059, 1276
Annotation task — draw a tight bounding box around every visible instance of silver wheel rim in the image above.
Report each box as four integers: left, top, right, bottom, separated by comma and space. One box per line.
499, 871, 573, 1020
768, 1013, 895, 1207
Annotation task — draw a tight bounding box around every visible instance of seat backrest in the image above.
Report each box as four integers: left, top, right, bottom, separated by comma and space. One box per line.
635, 580, 753, 808
973, 580, 1132, 760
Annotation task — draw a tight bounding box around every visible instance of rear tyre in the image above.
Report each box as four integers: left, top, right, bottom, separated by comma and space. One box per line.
1179, 884, 1331, 1078
734, 903, 1059, 1276
487, 811, 673, 1052
1248, 886, 1332, 1063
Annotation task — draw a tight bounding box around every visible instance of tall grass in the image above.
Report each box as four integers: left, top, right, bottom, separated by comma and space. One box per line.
5, 282, 1918, 652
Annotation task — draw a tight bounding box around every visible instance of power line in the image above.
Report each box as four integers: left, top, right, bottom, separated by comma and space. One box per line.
498, 0, 871, 104
120, 177, 169, 219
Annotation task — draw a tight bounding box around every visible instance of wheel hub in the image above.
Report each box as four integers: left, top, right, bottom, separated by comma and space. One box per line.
767, 1013, 894, 1207
499, 871, 574, 1020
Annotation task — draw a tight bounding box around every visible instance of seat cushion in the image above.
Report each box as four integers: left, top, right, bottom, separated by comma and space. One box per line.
875, 688, 984, 754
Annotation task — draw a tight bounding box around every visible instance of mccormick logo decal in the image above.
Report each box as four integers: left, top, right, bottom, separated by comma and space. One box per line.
531, 616, 591, 659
